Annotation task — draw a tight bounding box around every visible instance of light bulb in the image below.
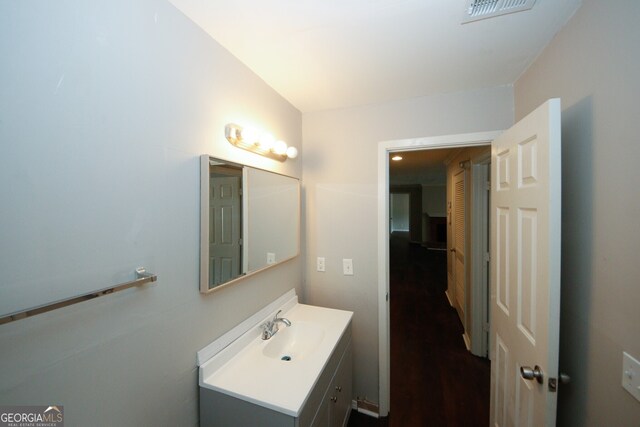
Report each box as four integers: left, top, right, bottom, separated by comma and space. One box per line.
286, 146, 298, 159
227, 126, 239, 141
273, 140, 288, 155
259, 133, 275, 150
241, 127, 258, 145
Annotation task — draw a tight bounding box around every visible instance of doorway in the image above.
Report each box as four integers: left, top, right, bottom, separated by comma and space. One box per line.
376, 131, 501, 416
387, 146, 492, 424
378, 100, 561, 423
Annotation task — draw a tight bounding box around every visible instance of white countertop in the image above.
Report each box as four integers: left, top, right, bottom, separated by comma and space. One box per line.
199, 302, 353, 417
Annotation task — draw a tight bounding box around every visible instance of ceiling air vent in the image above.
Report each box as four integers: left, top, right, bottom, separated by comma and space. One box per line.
462, 0, 536, 23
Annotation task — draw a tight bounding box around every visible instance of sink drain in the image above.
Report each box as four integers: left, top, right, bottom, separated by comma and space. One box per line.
281, 355, 292, 361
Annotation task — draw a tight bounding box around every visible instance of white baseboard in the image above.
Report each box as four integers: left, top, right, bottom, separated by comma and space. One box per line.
444, 290, 454, 306
352, 399, 379, 418
462, 332, 471, 351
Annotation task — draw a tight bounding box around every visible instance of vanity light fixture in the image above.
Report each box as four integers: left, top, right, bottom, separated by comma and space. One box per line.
391, 155, 403, 161
225, 123, 298, 161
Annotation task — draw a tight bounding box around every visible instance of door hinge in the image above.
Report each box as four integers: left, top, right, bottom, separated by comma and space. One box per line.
386, 292, 389, 302
483, 322, 490, 332
484, 252, 490, 263
486, 181, 491, 191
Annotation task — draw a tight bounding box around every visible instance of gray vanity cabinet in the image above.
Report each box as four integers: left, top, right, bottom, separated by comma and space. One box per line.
313, 342, 353, 427
200, 324, 353, 427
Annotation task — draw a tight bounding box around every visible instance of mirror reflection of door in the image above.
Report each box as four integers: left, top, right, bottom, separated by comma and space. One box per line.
209, 165, 242, 288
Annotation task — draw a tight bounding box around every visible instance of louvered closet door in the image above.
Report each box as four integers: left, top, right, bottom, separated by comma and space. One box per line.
453, 169, 466, 325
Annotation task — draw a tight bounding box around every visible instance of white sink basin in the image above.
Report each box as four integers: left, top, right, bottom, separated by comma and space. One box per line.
199, 297, 353, 417
262, 321, 325, 361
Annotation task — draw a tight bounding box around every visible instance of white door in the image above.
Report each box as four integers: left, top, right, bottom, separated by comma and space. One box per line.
453, 169, 467, 326
490, 99, 561, 426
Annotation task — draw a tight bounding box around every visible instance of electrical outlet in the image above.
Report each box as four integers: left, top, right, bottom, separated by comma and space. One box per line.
622, 351, 640, 402
343, 259, 353, 276
267, 252, 276, 265
317, 257, 325, 272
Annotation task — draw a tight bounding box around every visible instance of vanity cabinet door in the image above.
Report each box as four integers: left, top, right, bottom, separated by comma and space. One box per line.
330, 343, 353, 427
309, 339, 353, 427
310, 400, 330, 427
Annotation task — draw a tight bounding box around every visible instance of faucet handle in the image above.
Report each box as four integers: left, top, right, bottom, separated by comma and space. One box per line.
260, 321, 273, 340
273, 310, 283, 321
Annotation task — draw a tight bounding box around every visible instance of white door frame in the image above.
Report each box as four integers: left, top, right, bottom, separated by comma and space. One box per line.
377, 130, 502, 416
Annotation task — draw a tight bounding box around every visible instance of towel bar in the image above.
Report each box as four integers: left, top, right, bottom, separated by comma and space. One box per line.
0, 267, 158, 325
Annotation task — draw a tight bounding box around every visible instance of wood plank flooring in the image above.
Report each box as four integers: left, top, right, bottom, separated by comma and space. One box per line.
349, 232, 490, 427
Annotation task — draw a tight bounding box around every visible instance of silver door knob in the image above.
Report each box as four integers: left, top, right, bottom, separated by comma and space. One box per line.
520, 365, 544, 384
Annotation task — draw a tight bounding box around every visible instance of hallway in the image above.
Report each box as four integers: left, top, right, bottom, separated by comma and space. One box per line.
390, 230, 491, 426
349, 231, 490, 426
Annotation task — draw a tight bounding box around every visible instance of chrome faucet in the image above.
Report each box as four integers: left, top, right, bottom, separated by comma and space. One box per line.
260, 310, 291, 340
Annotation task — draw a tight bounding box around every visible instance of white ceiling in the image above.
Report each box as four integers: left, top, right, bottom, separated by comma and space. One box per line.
168, 0, 582, 113
389, 148, 453, 185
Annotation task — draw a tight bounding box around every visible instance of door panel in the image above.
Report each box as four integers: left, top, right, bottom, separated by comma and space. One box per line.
517, 208, 537, 344
490, 99, 561, 426
496, 207, 510, 315
494, 334, 509, 426
516, 369, 534, 427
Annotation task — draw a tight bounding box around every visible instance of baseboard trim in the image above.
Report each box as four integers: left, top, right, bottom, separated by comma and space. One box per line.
352, 399, 379, 418
462, 332, 471, 351
444, 290, 454, 306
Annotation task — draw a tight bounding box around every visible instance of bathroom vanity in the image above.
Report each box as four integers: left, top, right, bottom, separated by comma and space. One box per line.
198, 290, 353, 427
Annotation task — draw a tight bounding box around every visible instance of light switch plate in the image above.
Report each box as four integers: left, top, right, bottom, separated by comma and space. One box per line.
317, 257, 325, 272
343, 259, 353, 276
622, 351, 640, 402
267, 252, 276, 265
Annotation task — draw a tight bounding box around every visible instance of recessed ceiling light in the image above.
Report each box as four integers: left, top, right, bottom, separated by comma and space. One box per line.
391, 155, 403, 161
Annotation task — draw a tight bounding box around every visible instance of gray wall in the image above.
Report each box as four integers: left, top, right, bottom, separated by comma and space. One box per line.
0, 1, 301, 425
302, 86, 514, 404
514, 0, 640, 424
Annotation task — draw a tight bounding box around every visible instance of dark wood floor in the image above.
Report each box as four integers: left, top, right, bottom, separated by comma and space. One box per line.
349, 232, 490, 427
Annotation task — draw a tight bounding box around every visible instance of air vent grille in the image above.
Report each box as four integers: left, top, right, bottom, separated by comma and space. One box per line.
468, 0, 500, 18
502, 0, 531, 10
463, 0, 536, 23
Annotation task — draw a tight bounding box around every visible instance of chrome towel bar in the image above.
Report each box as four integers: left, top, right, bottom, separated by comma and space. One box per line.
0, 267, 158, 325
